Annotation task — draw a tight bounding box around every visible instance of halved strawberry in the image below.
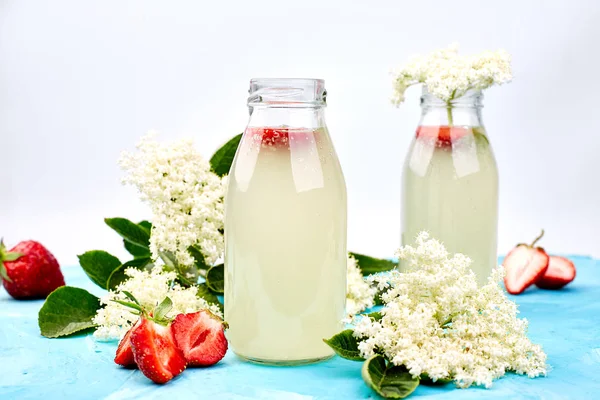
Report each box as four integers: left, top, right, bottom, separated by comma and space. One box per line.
130, 317, 187, 384
535, 256, 576, 290
171, 310, 228, 367
114, 319, 141, 368
503, 230, 550, 294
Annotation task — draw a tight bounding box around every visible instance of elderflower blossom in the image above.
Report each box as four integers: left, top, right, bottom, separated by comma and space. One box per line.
346, 254, 377, 315
391, 43, 512, 105
93, 267, 222, 340
353, 232, 547, 389
120, 133, 226, 267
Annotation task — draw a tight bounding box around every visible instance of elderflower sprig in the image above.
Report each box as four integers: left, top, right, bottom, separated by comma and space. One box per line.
391, 43, 512, 105
93, 267, 222, 340
119, 133, 226, 268
351, 232, 547, 389
346, 254, 377, 315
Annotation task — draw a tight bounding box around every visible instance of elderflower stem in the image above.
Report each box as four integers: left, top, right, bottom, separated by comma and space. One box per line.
446, 104, 454, 127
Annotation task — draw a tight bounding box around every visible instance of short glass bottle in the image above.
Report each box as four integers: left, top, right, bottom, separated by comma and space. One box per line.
401, 87, 499, 285
224, 78, 347, 365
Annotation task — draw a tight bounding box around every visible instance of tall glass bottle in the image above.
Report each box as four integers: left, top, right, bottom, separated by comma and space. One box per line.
401, 87, 499, 285
225, 78, 347, 365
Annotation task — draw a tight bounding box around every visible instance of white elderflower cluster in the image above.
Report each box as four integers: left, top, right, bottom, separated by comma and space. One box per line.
353, 232, 547, 389
391, 43, 512, 105
346, 254, 377, 315
120, 133, 226, 267
93, 267, 222, 340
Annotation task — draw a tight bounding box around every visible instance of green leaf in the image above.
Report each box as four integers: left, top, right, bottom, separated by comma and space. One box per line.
153, 297, 173, 321
188, 245, 209, 271
159, 250, 178, 269
105, 217, 151, 249
196, 283, 223, 313
106, 257, 153, 290
205, 264, 224, 293
350, 252, 397, 276
323, 329, 365, 361
159, 250, 199, 287
124, 240, 151, 258
362, 355, 420, 399
366, 311, 383, 321
210, 133, 242, 177
419, 374, 452, 386
3, 252, 22, 261
78, 251, 121, 289
138, 220, 152, 232
38, 286, 101, 338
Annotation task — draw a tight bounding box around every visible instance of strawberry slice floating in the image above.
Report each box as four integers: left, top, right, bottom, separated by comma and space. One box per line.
171, 310, 228, 367
130, 317, 187, 384
535, 256, 576, 290
503, 230, 550, 295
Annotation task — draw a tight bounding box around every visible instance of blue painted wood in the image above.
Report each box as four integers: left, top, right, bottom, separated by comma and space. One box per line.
1, 256, 599, 399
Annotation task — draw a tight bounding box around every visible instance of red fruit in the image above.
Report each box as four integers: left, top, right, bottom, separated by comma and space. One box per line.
245, 127, 318, 149
416, 126, 471, 147
130, 317, 186, 384
535, 256, 576, 290
0, 240, 65, 299
114, 319, 141, 368
503, 230, 550, 295
171, 310, 228, 367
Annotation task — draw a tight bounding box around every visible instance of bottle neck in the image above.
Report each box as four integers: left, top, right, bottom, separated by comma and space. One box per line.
248, 106, 326, 129
419, 88, 484, 128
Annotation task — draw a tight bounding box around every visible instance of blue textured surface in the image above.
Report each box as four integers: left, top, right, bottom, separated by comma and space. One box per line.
1, 255, 599, 399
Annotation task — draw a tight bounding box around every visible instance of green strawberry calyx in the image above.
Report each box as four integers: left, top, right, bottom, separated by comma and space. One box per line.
0, 239, 24, 283
112, 291, 174, 326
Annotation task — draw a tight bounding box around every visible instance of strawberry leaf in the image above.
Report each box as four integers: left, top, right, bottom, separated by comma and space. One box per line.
205, 264, 224, 293
105, 217, 151, 249
3, 252, 22, 261
195, 283, 223, 312
38, 286, 101, 338
323, 329, 364, 361
188, 245, 209, 271
350, 252, 397, 276
362, 355, 420, 399
106, 257, 153, 290
113, 300, 143, 313
78, 251, 121, 289
210, 133, 242, 177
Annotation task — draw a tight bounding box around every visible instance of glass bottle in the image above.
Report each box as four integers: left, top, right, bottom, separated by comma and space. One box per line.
401, 87, 499, 285
225, 78, 347, 365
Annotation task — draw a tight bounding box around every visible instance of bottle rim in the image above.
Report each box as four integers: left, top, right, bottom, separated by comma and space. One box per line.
248, 78, 326, 108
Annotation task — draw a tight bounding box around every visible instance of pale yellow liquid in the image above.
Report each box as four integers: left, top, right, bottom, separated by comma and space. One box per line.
401, 127, 499, 285
225, 127, 347, 364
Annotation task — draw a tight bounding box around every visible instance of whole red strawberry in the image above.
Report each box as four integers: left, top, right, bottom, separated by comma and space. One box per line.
171, 310, 228, 367
0, 240, 65, 299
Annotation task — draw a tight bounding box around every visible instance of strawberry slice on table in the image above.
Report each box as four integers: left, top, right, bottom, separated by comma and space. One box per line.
0, 239, 65, 299
171, 310, 228, 367
114, 319, 142, 368
503, 230, 550, 295
535, 256, 576, 290
130, 317, 187, 384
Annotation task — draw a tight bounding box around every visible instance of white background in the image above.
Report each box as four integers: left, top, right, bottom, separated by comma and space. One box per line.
1, 0, 599, 266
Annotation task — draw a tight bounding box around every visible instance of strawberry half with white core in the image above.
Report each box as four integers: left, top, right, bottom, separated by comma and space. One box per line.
171, 310, 228, 366
535, 256, 576, 290
503, 230, 550, 295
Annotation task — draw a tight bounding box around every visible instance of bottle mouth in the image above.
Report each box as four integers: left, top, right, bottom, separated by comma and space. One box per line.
420, 87, 483, 108
248, 78, 326, 108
